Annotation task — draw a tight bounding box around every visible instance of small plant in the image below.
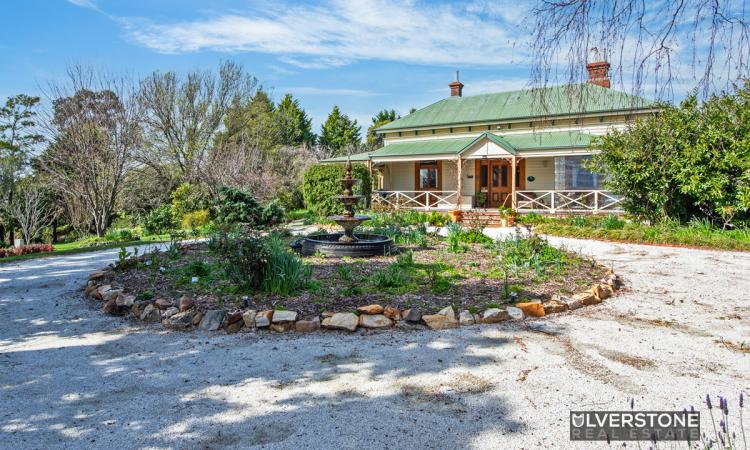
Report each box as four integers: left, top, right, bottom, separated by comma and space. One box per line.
425, 265, 451, 293
336, 264, 353, 281
601, 214, 625, 230
396, 250, 415, 267
446, 222, 465, 253
372, 264, 407, 288
116, 245, 139, 270
260, 236, 310, 295
209, 231, 269, 288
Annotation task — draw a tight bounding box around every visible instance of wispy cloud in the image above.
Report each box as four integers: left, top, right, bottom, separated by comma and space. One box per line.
66, 0, 98, 10
283, 87, 379, 97
120, 0, 526, 68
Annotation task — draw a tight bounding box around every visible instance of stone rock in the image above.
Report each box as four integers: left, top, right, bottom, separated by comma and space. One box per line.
199, 309, 225, 331
359, 314, 393, 328
84, 284, 98, 298
599, 283, 614, 299
383, 306, 401, 320
506, 306, 524, 320
164, 311, 193, 330
115, 294, 135, 307
321, 317, 332, 327
101, 288, 122, 303
89, 271, 106, 281
162, 306, 179, 319
481, 308, 510, 323
225, 320, 243, 333
356, 304, 384, 315
325, 313, 359, 331
255, 310, 273, 328
541, 299, 568, 314
178, 295, 194, 312
516, 302, 545, 317
566, 298, 585, 310
191, 312, 204, 326
321, 311, 336, 318
140, 304, 161, 322
226, 311, 243, 325
458, 310, 475, 326
295, 317, 321, 332
437, 306, 456, 321
573, 291, 600, 306
154, 298, 174, 310
242, 310, 257, 328
102, 298, 117, 315
131, 301, 150, 318
272, 310, 298, 323
270, 322, 295, 332
422, 314, 459, 330
93, 284, 112, 300
402, 308, 423, 323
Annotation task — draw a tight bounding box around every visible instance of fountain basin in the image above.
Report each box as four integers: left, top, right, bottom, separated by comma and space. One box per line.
301, 233, 393, 257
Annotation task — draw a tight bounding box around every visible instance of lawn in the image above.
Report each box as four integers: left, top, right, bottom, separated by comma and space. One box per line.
0, 234, 172, 264
519, 214, 750, 251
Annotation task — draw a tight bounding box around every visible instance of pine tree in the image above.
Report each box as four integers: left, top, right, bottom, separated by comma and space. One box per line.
366, 109, 399, 148
276, 94, 316, 147
319, 106, 361, 157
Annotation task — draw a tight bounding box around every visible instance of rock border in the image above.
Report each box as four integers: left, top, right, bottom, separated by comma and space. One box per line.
83, 269, 621, 334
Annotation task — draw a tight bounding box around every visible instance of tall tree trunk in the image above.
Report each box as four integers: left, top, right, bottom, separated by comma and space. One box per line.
52, 219, 58, 244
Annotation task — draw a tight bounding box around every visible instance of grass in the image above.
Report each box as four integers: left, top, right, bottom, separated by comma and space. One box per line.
0, 234, 171, 264
519, 214, 750, 251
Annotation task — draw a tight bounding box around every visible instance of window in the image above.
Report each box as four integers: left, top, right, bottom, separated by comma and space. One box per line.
554, 156, 602, 189
492, 165, 500, 187
479, 164, 488, 189
416, 161, 440, 190
500, 165, 508, 187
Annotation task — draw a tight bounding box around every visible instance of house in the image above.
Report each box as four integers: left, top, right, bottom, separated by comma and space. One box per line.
323, 56, 656, 215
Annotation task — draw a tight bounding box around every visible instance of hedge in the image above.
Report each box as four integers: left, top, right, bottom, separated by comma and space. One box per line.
302, 163, 371, 217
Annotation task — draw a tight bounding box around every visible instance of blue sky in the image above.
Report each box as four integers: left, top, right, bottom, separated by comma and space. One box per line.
1, 0, 538, 131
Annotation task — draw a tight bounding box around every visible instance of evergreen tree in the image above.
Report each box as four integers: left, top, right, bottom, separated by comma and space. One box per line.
319, 106, 361, 157
276, 93, 316, 147
366, 109, 399, 148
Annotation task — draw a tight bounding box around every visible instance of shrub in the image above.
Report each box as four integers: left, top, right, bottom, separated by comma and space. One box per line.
427, 211, 449, 227
142, 205, 176, 235
170, 182, 211, 219
446, 222, 465, 253
261, 199, 287, 226
601, 214, 626, 230
182, 209, 212, 230
495, 233, 567, 276
372, 264, 407, 288
215, 187, 263, 226
0, 243, 54, 259
260, 237, 310, 295
302, 163, 371, 217
208, 231, 269, 288
105, 228, 139, 242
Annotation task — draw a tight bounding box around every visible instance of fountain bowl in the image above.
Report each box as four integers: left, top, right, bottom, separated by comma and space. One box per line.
301, 233, 393, 257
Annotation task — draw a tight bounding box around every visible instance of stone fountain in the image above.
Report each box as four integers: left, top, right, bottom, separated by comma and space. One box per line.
301, 158, 393, 257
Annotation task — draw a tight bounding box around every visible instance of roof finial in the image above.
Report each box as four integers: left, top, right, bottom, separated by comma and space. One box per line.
455, 70, 460, 82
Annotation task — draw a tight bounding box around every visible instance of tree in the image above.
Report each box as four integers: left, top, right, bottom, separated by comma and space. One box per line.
39, 67, 141, 237
366, 109, 398, 148
319, 106, 361, 158
530, 0, 749, 99
138, 61, 256, 184
0, 94, 43, 242
593, 80, 750, 227
276, 93, 316, 147
10, 180, 56, 243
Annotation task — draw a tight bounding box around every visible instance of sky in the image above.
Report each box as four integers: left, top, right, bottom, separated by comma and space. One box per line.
0, 0, 538, 131
1, 0, 736, 132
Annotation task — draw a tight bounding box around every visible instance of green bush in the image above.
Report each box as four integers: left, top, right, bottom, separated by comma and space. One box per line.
495, 234, 568, 276
105, 228, 138, 242
142, 205, 176, 235
214, 187, 263, 226
170, 182, 210, 219
182, 209, 212, 230
261, 199, 287, 226
302, 163, 371, 217
446, 222, 465, 253
208, 231, 269, 288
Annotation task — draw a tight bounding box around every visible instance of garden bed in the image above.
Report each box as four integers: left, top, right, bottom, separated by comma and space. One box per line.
84, 225, 616, 333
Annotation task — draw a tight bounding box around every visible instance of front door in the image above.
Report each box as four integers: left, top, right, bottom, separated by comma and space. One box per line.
476, 159, 525, 208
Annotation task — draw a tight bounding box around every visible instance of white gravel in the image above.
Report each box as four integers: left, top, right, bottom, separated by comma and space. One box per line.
0, 236, 748, 449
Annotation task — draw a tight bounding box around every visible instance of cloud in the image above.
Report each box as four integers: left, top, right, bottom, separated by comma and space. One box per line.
121, 0, 527, 68
66, 0, 98, 10
283, 87, 379, 97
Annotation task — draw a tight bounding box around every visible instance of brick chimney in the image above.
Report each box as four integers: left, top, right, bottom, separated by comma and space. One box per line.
586, 48, 611, 88
449, 71, 464, 97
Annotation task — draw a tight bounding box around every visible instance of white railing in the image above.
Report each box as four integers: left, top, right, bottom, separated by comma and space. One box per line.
373, 190, 458, 210
515, 190, 624, 213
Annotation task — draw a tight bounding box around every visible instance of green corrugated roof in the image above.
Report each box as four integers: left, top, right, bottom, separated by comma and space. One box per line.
320, 151, 372, 163
320, 131, 595, 163
378, 84, 652, 132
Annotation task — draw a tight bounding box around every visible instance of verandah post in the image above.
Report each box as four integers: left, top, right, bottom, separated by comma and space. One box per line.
456, 156, 463, 210
511, 155, 517, 211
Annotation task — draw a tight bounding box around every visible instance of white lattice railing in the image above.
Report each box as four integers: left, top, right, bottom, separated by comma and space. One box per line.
373, 190, 458, 210
515, 190, 624, 213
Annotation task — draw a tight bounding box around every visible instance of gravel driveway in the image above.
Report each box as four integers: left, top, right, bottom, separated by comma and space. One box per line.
1, 238, 748, 449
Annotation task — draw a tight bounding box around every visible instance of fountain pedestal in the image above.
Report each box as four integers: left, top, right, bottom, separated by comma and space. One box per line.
299, 158, 393, 257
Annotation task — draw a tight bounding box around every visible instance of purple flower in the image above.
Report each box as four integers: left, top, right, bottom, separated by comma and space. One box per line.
720, 419, 726, 433
706, 394, 713, 409
630, 397, 634, 409
740, 391, 744, 408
